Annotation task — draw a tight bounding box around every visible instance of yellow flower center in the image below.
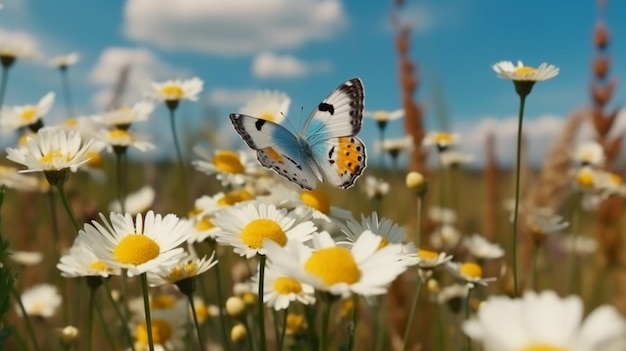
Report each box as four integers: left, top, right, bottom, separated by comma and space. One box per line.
151, 294, 176, 309
459, 262, 483, 279
89, 260, 109, 272
240, 219, 287, 249
610, 173, 623, 185
259, 112, 277, 122
161, 85, 184, 100
20, 107, 38, 123
193, 301, 209, 323
519, 344, 567, 351
340, 298, 354, 317
285, 313, 305, 335
434, 133, 454, 144
273, 276, 303, 295
29, 302, 45, 315
213, 150, 245, 174
304, 247, 361, 286
418, 249, 439, 260
242, 292, 256, 304
372, 110, 388, 121
112, 234, 160, 266
19, 133, 32, 146
515, 66, 536, 75
377, 237, 389, 249
40, 150, 70, 166
64, 118, 78, 127
136, 319, 172, 345
166, 261, 198, 282
300, 190, 330, 214
576, 170, 594, 188
196, 217, 215, 231
86, 151, 102, 168
109, 128, 130, 139
187, 207, 202, 218
217, 190, 254, 207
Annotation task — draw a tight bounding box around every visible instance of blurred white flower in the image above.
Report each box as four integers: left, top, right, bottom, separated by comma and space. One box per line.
49, 53, 79, 69
239, 90, 290, 124
492, 61, 559, 81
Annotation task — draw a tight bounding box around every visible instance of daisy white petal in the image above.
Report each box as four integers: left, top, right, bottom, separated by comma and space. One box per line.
109, 185, 155, 215
239, 90, 290, 124
94, 101, 154, 128
492, 61, 559, 82
17, 284, 62, 318
192, 147, 263, 187
147, 77, 203, 102
49, 52, 79, 68
1, 92, 55, 132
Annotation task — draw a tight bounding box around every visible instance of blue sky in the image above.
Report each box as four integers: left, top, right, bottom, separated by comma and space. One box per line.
1, 0, 625, 166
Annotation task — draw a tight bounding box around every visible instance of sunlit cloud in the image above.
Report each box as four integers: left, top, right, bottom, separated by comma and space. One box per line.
206, 88, 256, 107
252, 52, 331, 79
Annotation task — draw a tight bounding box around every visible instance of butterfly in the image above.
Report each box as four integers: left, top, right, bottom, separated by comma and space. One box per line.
229, 78, 366, 190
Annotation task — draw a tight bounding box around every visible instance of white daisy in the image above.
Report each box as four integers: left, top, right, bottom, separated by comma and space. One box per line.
447, 261, 497, 287
17, 284, 62, 318
363, 108, 404, 129
1, 92, 55, 132
76, 211, 191, 277
493, 60, 559, 82
560, 235, 598, 256
597, 171, 626, 198
97, 127, 155, 153
148, 252, 218, 287
9, 250, 43, 266
435, 283, 469, 305
132, 308, 187, 351
422, 132, 460, 151
239, 90, 290, 124
415, 249, 453, 270
49, 52, 79, 69
428, 206, 457, 224
57, 116, 100, 140
361, 175, 390, 199
287, 188, 353, 223
263, 230, 409, 298
253, 261, 315, 310
338, 212, 419, 266
429, 224, 462, 250
93, 101, 154, 128
211, 202, 317, 259
190, 189, 256, 218
192, 147, 262, 187
463, 234, 505, 260
0, 165, 40, 191
57, 240, 121, 278
0, 30, 39, 61
147, 77, 203, 102
526, 208, 569, 246
573, 141, 605, 168
463, 291, 626, 351
378, 135, 414, 159
109, 185, 156, 215
6, 128, 93, 173
439, 150, 474, 168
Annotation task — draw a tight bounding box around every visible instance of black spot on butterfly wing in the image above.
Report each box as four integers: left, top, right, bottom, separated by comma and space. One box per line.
255, 119, 266, 131
318, 102, 335, 115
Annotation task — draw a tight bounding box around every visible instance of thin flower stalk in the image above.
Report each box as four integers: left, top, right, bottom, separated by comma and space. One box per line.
347, 295, 360, 351
186, 292, 205, 351
510, 93, 526, 297
59, 67, 74, 118
11, 286, 41, 351
208, 241, 232, 351
401, 279, 423, 351
103, 279, 136, 351
258, 255, 268, 351
168, 107, 187, 193
140, 273, 155, 351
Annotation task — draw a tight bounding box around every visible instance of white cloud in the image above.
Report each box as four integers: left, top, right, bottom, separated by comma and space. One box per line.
252, 52, 331, 79
88, 47, 189, 108
206, 88, 257, 107
123, 0, 347, 56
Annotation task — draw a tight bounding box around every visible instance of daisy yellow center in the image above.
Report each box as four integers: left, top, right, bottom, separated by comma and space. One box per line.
40, 150, 70, 166
19, 134, 31, 146
240, 219, 287, 249
136, 319, 172, 345
188, 207, 202, 217
304, 247, 361, 285
193, 302, 209, 323
434, 133, 453, 144
86, 151, 102, 168
378, 237, 389, 249
20, 107, 38, 123
576, 170, 594, 188
217, 190, 253, 207
109, 129, 129, 139
64, 118, 78, 127
300, 190, 330, 214
112, 234, 160, 266
610, 173, 622, 185
459, 262, 483, 279
29, 302, 46, 315
151, 294, 176, 309
259, 112, 277, 122
196, 217, 215, 231
161, 85, 184, 99
242, 292, 256, 304
419, 249, 439, 260
213, 150, 245, 174
166, 261, 197, 281
519, 345, 567, 351
515, 66, 536, 75
273, 276, 303, 295
89, 260, 109, 272
373, 111, 388, 121
285, 313, 305, 335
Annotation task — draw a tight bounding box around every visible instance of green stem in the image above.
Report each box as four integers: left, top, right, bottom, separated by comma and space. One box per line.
11, 286, 41, 351
466, 288, 473, 351
511, 94, 527, 297
319, 299, 332, 351
60, 68, 75, 118
278, 308, 288, 351
0, 65, 10, 114
116, 151, 127, 213
47, 191, 69, 324
567, 193, 582, 295
168, 107, 188, 194
140, 273, 155, 351
415, 196, 423, 247
401, 278, 423, 351
210, 242, 232, 351
378, 127, 386, 174
186, 293, 205, 350
94, 297, 118, 351
243, 318, 256, 351
347, 295, 360, 351
103, 279, 135, 351
374, 295, 388, 351
304, 305, 318, 350
88, 287, 96, 351
258, 255, 268, 351
55, 184, 80, 231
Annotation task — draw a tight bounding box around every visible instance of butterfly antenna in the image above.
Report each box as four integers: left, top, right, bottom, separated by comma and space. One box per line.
280, 111, 298, 133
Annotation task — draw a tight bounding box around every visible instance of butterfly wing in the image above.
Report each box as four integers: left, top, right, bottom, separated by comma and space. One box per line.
230, 113, 318, 190
303, 78, 367, 189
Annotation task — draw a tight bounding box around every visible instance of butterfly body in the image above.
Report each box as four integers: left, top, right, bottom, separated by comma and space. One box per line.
230, 78, 366, 190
